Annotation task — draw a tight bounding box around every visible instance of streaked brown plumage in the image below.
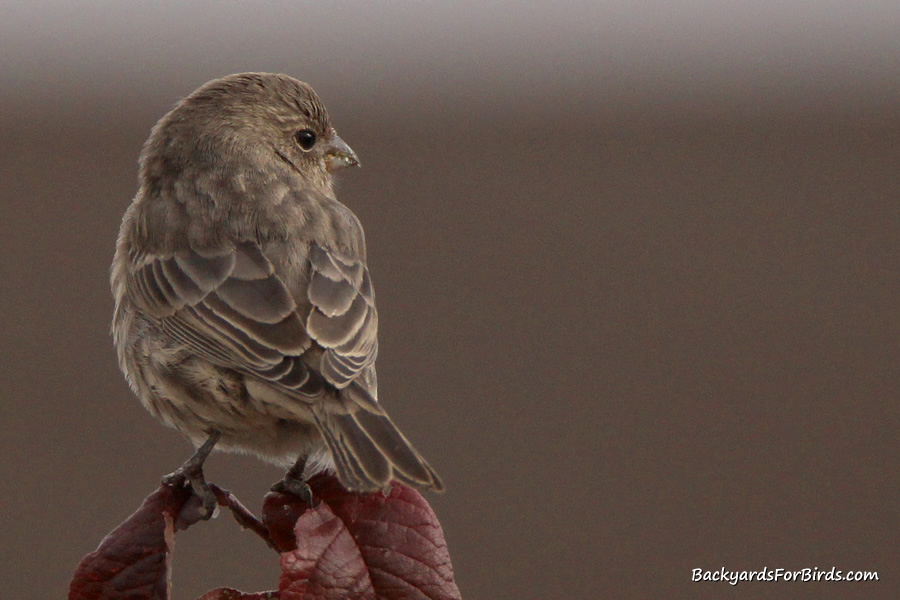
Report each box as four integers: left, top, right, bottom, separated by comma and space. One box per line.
111, 73, 442, 504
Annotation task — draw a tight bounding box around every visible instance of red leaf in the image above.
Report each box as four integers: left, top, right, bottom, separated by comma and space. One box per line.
68, 482, 199, 600
70, 475, 458, 600
264, 475, 461, 600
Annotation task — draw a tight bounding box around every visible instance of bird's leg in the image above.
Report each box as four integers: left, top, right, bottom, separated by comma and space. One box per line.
271, 456, 313, 506
163, 430, 222, 516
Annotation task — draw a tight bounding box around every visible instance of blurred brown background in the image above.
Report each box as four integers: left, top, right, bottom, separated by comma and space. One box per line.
1, 3, 898, 599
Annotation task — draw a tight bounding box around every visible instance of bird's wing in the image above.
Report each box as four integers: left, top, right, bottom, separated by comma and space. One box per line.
128, 240, 376, 396
305, 241, 378, 389
129, 238, 440, 492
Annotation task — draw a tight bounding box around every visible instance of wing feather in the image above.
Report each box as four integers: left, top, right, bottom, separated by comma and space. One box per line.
306, 242, 378, 389
128, 240, 376, 396
130, 243, 313, 393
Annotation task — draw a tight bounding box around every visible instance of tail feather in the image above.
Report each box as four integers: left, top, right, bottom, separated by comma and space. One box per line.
312, 384, 444, 493
351, 409, 441, 487
313, 411, 380, 491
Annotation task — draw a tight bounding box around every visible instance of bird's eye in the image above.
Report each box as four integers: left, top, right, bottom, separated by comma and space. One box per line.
294, 129, 317, 151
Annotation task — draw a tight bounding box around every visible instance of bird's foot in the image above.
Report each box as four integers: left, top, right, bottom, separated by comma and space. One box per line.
163, 431, 222, 518
272, 458, 314, 506
164, 462, 218, 518
271, 475, 314, 507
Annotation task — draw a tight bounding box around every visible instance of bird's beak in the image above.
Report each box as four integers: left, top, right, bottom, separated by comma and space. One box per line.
324, 131, 360, 172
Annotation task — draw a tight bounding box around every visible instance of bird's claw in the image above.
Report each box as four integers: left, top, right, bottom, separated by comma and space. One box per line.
271, 475, 314, 507
163, 463, 218, 518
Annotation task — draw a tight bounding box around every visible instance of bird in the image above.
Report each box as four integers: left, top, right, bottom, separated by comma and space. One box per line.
111, 73, 443, 511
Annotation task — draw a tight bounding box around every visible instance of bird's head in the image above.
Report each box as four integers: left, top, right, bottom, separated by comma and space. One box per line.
139, 72, 359, 199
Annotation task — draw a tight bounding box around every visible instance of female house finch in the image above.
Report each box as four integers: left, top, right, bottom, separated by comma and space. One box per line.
111, 73, 442, 510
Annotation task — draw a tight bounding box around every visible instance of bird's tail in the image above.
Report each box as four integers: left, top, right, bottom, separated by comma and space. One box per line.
312, 382, 444, 493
